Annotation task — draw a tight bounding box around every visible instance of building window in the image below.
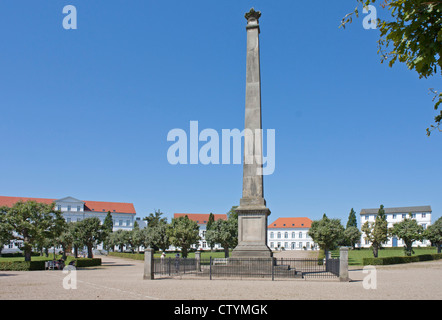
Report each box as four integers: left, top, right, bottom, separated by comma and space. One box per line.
57, 205, 61, 211
422, 213, 426, 218
126, 220, 130, 226
392, 214, 396, 219
270, 232, 274, 239
299, 232, 303, 238
402, 214, 406, 219
284, 242, 288, 248
119, 220, 123, 226
277, 232, 281, 239
365, 215, 368, 220
299, 242, 303, 249
284, 232, 288, 239
422, 224, 427, 230
67, 205, 71, 211
291, 232, 295, 238
77, 206, 81, 211
270, 242, 274, 248
66, 218, 71, 223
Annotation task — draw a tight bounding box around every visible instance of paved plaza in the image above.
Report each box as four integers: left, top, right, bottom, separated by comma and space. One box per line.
0, 253, 441, 300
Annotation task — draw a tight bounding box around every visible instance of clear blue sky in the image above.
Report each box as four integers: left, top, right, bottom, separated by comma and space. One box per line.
0, 1, 440, 226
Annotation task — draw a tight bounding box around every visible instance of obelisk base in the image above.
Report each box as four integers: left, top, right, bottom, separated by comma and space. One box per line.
232, 203, 272, 258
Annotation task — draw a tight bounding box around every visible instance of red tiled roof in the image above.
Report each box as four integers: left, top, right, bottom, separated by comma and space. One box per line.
0, 196, 136, 214
268, 217, 312, 229
174, 213, 227, 224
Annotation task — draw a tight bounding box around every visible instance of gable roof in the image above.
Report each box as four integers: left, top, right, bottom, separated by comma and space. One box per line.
174, 213, 227, 224
360, 206, 432, 215
268, 217, 312, 229
0, 196, 136, 214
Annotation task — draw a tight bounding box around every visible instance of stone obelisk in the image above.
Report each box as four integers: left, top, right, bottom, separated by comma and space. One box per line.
232, 8, 272, 258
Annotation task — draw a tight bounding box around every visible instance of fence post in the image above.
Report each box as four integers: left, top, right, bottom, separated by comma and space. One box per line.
143, 248, 154, 280
195, 251, 201, 272
339, 247, 350, 282
209, 256, 212, 280
168, 257, 171, 276
272, 257, 275, 281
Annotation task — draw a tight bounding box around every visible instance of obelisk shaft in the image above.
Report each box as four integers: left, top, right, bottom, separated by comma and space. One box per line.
241, 9, 265, 206
232, 8, 272, 258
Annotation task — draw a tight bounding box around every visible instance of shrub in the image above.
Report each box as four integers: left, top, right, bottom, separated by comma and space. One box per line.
363, 253, 442, 265
66, 257, 101, 267
0, 261, 46, 271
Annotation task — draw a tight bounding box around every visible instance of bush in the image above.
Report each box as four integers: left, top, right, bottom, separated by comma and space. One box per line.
0, 261, 46, 271
363, 253, 442, 265
66, 257, 101, 267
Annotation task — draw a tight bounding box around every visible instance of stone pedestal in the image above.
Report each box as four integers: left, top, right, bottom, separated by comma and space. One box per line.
232, 8, 272, 259
143, 248, 154, 280
339, 247, 350, 282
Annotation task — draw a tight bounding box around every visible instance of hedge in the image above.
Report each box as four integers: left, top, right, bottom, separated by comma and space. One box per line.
0, 261, 46, 271
0, 258, 101, 271
363, 253, 442, 266
65, 257, 102, 268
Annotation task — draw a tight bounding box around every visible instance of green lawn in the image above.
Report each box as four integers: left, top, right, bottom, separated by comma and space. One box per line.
331, 247, 438, 265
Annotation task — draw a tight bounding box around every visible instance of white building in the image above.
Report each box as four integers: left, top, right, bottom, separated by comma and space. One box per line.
267, 217, 317, 251
173, 213, 228, 251
0, 195, 136, 253
359, 205, 432, 248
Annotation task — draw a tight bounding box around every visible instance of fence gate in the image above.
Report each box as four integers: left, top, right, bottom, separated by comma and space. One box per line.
153, 257, 340, 280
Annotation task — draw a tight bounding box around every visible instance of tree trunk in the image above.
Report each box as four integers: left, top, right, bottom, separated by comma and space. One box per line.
224, 245, 229, 258
87, 244, 93, 258
372, 243, 379, 258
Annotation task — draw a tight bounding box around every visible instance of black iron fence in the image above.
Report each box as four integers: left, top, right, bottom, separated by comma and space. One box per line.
153, 257, 340, 280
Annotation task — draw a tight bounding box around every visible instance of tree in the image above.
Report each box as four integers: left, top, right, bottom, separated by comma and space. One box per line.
308, 214, 345, 257
167, 215, 200, 258
144, 209, 167, 228
0, 206, 13, 255
361, 205, 389, 257
423, 216, 442, 253
102, 211, 114, 251
341, 0, 442, 135
76, 217, 103, 258
344, 226, 362, 249
390, 213, 424, 256
56, 222, 74, 260
346, 208, 358, 229
5, 200, 64, 261
206, 213, 215, 251
109, 229, 130, 252
205, 211, 238, 258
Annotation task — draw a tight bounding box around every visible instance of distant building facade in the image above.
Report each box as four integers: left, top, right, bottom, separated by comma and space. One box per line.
0, 195, 136, 253
267, 217, 317, 250
359, 205, 432, 248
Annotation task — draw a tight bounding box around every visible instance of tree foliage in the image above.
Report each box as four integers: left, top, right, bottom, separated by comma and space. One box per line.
341, 0, 442, 135
5, 200, 64, 261
308, 214, 345, 254
389, 213, 424, 256
424, 216, 442, 253
167, 215, 200, 258
361, 205, 389, 257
